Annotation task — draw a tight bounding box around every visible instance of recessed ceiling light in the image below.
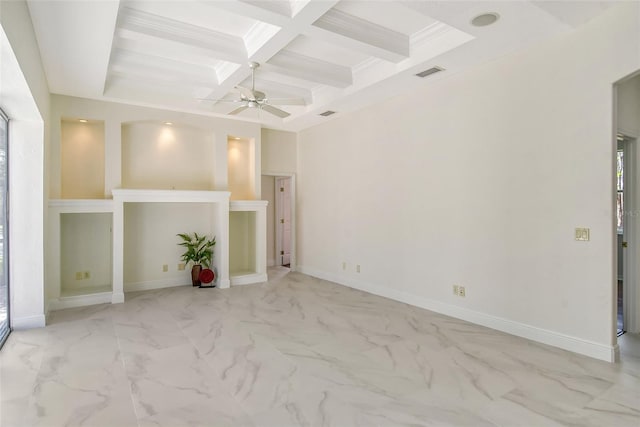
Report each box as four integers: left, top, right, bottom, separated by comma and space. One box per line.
471, 13, 499, 27
78, 119, 88, 123
164, 122, 173, 126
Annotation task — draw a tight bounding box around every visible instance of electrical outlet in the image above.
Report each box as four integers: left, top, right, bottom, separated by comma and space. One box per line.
459, 286, 466, 297
75, 272, 83, 280
342, 261, 346, 270
83, 271, 90, 279
178, 263, 185, 271
575, 227, 590, 241
453, 285, 459, 295
356, 264, 361, 273
162, 264, 168, 272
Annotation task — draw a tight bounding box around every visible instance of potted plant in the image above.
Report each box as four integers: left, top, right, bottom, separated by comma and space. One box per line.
177, 232, 216, 286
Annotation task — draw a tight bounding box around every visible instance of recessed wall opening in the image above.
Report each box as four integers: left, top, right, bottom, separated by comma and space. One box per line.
227, 136, 256, 200
60, 212, 112, 297
121, 121, 215, 190
229, 211, 257, 276
614, 70, 640, 360
61, 119, 105, 199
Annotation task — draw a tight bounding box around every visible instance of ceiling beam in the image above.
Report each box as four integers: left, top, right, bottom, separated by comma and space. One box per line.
110, 48, 219, 87
117, 7, 248, 64
264, 50, 352, 88
308, 8, 410, 63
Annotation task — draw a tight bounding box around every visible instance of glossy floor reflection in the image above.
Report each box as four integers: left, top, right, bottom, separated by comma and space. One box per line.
1, 267, 639, 426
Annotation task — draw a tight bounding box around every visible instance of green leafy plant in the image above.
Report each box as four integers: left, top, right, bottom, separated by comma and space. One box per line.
177, 232, 216, 268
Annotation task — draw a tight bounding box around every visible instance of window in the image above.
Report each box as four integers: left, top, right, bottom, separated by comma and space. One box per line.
0, 109, 8, 347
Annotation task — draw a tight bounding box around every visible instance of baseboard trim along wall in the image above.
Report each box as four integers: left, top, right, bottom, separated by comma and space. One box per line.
297, 266, 617, 362
48, 292, 112, 311
231, 273, 268, 286
11, 314, 46, 330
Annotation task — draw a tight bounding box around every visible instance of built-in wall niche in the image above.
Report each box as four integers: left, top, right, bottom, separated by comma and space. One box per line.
60, 212, 112, 296
227, 136, 255, 200
122, 122, 215, 190
61, 119, 105, 199
123, 202, 215, 291
229, 211, 257, 275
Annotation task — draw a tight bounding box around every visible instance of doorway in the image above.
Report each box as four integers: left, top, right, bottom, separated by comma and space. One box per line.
261, 173, 296, 270
618, 133, 637, 337
275, 176, 292, 267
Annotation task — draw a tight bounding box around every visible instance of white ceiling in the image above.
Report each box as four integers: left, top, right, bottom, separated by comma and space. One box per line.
26, 0, 618, 131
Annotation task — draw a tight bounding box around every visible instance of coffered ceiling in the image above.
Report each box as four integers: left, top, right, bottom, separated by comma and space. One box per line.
26, 1, 617, 131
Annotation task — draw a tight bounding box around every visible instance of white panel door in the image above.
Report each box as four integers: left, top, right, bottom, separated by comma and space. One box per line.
275, 177, 292, 266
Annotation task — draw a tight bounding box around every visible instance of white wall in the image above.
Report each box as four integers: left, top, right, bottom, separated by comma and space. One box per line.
0, 1, 50, 329
261, 128, 297, 174
297, 3, 640, 361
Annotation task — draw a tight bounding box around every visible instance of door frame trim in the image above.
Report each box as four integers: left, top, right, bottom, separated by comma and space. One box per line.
620, 134, 637, 334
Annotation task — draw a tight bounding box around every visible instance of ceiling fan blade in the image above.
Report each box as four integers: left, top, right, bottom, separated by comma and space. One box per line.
266, 98, 307, 106
261, 104, 290, 118
198, 98, 244, 103
228, 106, 249, 115
235, 85, 255, 100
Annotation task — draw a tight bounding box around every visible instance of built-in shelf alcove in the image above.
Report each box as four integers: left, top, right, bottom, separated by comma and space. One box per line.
123, 202, 216, 292
228, 135, 256, 200
60, 212, 112, 297
111, 189, 232, 302
48, 200, 115, 311
229, 200, 268, 285
122, 121, 216, 190
61, 119, 105, 199
48, 100, 267, 313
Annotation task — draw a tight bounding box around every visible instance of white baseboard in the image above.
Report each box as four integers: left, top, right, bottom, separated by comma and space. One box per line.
231, 273, 268, 286
297, 266, 616, 363
48, 292, 113, 311
125, 278, 190, 292
11, 314, 46, 329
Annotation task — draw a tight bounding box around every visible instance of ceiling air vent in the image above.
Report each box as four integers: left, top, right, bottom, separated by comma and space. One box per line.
415, 67, 444, 78
319, 110, 336, 117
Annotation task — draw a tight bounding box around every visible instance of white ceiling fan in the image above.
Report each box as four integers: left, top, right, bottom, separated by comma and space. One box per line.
202, 62, 306, 118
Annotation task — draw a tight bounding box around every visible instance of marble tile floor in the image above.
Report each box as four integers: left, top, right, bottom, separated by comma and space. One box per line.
1, 267, 639, 427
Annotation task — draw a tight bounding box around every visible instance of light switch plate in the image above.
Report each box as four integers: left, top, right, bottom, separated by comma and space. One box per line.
575, 227, 590, 241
